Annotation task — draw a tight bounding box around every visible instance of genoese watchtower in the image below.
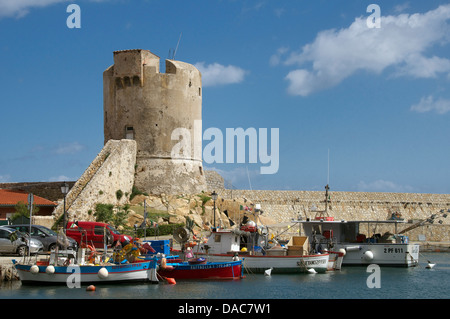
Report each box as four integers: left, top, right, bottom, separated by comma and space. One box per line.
103, 49, 207, 195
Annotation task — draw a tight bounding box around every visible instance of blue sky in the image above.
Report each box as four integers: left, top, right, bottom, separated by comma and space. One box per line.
0, 0, 449, 194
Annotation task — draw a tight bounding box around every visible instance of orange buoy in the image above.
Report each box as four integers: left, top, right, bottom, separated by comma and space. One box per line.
165, 277, 176, 285
86, 285, 96, 291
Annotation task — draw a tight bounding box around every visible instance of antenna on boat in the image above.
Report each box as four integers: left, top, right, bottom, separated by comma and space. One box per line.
327, 148, 330, 186
173, 32, 182, 60
246, 166, 253, 191
325, 149, 330, 215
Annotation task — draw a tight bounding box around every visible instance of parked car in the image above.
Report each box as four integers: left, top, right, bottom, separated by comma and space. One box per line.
66, 221, 133, 249
6, 224, 78, 252
0, 226, 44, 256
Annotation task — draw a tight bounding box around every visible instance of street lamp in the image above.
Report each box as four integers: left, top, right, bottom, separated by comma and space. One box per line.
211, 191, 218, 230
61, 182, 69, 233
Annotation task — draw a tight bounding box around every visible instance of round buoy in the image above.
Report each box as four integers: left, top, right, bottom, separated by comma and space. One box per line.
86, 285, 96, 291
30, 265, 39, 274
45, 265, 55, 274
363, 250, 374, 261
338, 248, 346, 256
98, 267, 109, 279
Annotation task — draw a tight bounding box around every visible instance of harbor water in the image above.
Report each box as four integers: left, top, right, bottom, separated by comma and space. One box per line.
0, 252, 448, 300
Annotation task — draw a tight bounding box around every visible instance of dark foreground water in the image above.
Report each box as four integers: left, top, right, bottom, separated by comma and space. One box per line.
1, 253, 448, 301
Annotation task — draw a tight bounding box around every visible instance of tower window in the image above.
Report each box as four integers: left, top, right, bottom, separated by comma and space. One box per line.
124, 76, 131, 87
115, 77, 123, 89
125, 126, 134, 140
133, 76, 140, 86
199, 88, 201, 96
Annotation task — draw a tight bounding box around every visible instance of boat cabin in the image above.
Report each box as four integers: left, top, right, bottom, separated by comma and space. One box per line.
202, 228, 268, 255
299, 219, 408, 249
203, 230, 240, 254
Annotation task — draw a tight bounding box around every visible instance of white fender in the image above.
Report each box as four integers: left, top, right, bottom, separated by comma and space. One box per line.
45, 265, 55, 274
363, 250, 374, 261
98, 267, 109, 279
30, 265, 39, 274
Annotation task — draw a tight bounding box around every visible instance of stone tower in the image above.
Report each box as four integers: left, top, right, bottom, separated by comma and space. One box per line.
103, 49, 207, 195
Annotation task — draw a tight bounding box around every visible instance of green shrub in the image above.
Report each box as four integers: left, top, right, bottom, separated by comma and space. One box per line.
135, 223, 184, 237
129, 186, 148, 201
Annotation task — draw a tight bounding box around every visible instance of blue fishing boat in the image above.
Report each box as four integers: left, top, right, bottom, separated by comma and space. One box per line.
13, 246, 158, 285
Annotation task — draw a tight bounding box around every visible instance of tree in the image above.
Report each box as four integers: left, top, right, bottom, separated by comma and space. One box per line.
93, 203, 130, 229
93, 203, 114, 223
10, 201, 39, 223
112, 204, 130, 229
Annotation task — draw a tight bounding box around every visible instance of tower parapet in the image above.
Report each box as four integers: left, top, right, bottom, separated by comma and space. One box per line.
103, 49, 207, 195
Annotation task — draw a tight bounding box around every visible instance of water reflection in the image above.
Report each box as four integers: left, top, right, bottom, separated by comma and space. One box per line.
1, 253, 448, 299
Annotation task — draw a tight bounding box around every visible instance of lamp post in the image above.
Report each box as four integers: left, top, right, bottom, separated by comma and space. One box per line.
211, 191, 218, 230
61, 182, 69, 233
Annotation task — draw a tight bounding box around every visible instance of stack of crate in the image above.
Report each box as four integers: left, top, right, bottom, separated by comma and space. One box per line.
287, 236, 309, 256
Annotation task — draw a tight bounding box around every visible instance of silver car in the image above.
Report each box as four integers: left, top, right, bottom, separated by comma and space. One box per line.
0, 226, 43, 256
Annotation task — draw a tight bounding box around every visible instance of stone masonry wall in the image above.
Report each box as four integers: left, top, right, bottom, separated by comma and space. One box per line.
53, 139, 136, 222
216, 188, 450, 242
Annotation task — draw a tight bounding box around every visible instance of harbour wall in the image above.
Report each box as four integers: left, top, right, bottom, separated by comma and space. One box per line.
214, 188, 450, 242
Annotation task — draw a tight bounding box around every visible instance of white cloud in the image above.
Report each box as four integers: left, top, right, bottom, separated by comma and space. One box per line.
394, 2, 411, 13
0, 174, 11, 182
195, 62, 247, 87
0, 0, 69, 18
48, 175, 73, 182
357, 179, 414, 193
410, 95, 450, 114
0, 0, 110, 19
280, 4, 450, 96
53, 142, 85, 155
269, 46, 289, 66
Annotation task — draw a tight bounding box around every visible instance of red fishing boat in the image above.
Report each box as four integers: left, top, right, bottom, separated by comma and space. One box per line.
157, 257, 243, 280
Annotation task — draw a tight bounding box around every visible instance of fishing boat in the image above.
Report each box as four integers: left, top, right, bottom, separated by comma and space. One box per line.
294, 185, 420, 267
138, 240, 244, 280
157, 257, 244, 280
296, 218, 419, 267
13, 255, 158, 285
13, 239, 159, 285
174, 226, 332, 274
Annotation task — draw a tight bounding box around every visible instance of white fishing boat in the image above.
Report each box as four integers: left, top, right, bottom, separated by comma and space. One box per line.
175, 227, 332, 274
297, 218, 419, 267
293, 185, 420, 267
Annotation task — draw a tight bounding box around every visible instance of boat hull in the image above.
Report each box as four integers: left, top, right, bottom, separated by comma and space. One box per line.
13, 260, 158, 285
328, 251, 345, 270
158, 260, 243, 280
338, 243, 419, 267
184, 253, 330, 274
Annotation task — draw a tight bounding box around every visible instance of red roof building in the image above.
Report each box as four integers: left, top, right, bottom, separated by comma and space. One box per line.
0, 189, 57, 221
